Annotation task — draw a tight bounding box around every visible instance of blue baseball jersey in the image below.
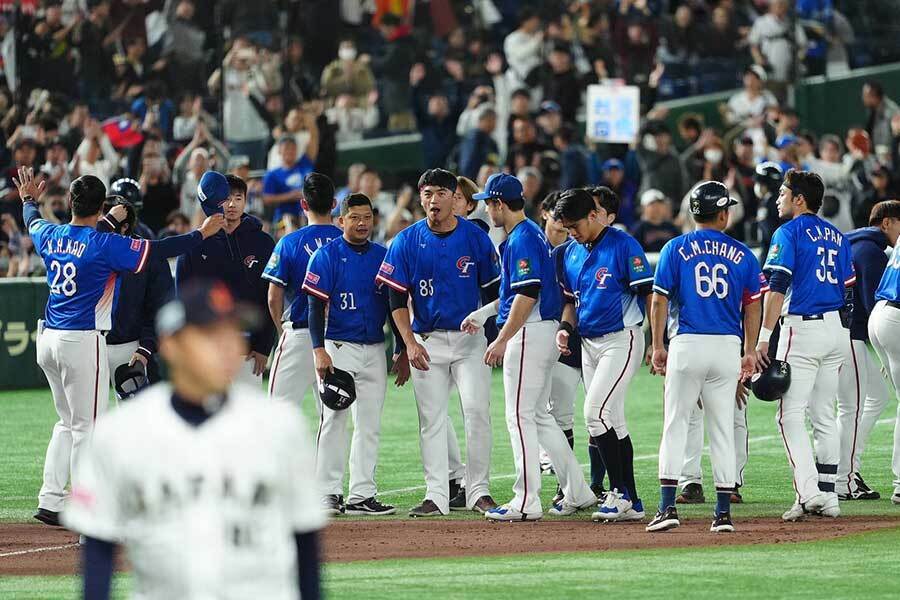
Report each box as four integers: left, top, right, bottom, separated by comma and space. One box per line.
262, 224, 342, 326
376, 217, 501, 333
262, 155, 314, 221
654, 229, 767, 339
497, 219, 561, 326
560, 227, 653, 338
875, 245, 900, 303
29, 220, 150, 331
302, 238, 389, 344
764, 214, 856, 315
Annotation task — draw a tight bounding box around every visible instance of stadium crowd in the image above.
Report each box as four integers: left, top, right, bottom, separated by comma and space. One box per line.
1, 0, 899, 276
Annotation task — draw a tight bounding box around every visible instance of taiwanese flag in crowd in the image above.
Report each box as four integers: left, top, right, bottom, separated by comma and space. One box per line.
101, 117, 143, 150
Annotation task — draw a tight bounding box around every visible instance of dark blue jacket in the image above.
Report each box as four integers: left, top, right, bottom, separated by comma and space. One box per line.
458, 129, 499, 180
411, 82, 463, 169
106, 255, 173, 358
175, 215, 276, 355
847, 227, 890, 341
559, 145, 589, 190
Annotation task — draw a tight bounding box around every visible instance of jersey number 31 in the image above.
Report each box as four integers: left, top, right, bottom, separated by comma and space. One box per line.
695, 262, 728, 299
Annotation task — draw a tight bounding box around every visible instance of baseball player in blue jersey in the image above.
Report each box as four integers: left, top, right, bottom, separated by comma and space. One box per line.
554, 187, 653, 522
264, 173, 342, 406
867, 203, 900, 505
646, 181, 765, 533
756, 169, 856, 521
835, 201, 900, 500
459, 174, 595, 520
13, 167, 223, 527
303, 193, 409, 517
377, 168, 500, 517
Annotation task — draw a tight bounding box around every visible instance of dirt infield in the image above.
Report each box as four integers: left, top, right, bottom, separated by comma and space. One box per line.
2, 516, 899, 576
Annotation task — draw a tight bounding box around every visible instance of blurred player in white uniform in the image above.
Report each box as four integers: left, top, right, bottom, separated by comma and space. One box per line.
63, 280, 325, 600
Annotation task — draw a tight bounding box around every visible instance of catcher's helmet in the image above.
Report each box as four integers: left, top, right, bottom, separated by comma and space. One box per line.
114, 362, 150, 401
751, 359, 791, 402
319, 367, 357, 411
109, 178, 143, 210
754, 161, 784, 192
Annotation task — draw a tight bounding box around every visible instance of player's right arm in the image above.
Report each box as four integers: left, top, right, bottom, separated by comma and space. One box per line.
302, 248, 335, 380
377, 234, 431, 371
649, 242, 677, 374
262, 238, 292, 337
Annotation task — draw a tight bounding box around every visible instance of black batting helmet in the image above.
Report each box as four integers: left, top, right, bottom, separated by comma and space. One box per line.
103, 195, 137, 235
750, 360, 791, 402
754, 161, 784, 192
109, 178, 143, 210
319, 367, 357, 411
114, 362, 150, 401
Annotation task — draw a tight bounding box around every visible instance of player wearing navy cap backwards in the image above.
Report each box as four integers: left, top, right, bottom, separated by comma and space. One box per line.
646, 181, 765, 534
756, 169, 856, 521
553, 186, 653, 522
462, 174, 596, 521
377, 168, 501, 517
13, 167, 223, 528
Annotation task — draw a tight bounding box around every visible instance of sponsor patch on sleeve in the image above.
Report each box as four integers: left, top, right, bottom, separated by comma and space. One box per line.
305, 271, 320, 285
517, 258, 531, 277
630, 256, 645, 273
379, 261, 395, 275
130, 238, 142, 252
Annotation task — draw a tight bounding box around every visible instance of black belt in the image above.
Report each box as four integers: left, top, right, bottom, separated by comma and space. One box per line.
781, 314, 823, 323
886, 301, 900, 310
291, 321, 308, 329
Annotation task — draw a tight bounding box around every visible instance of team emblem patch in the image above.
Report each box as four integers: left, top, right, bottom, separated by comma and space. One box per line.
517, 258, 531, 277
243, 255, 258, 269
630, 256, 645, 273
769, 244, 781, 261
306, 272, 320, 285
457, 256, 475, 276
130, 239, 141, 251
380, 261, 394, 275
266, 253, 279, 270
595, 267, 613, 288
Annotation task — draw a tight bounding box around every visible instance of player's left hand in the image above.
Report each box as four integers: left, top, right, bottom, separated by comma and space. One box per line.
12, 166, 46, 202
735, 378, 749, 409
484, 339, 507, 367
128, 352, 148, 369
247, 351, 267, 376
390, 350, 411, 386
740, 353, 757, 379
651, 348, 667, 375
461, 314, 484, 335
755, 342, 771, 368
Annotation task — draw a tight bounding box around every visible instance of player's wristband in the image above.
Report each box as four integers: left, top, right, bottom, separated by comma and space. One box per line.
558, 321, 575, 336
758, 326, 773, 345
22, 195, 35, 204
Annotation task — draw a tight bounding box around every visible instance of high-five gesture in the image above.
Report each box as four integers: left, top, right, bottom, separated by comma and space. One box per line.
12, 166, 46, 202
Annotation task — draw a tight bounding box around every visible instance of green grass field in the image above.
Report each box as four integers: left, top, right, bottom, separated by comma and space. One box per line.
2, 365, 900, 598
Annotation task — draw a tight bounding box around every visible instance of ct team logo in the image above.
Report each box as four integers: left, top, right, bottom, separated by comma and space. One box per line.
457, 256, 475, 276
244, 255, 259, 269
595, 267, 612, 288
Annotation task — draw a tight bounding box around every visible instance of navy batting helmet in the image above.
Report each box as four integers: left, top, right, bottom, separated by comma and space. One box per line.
751, 360, 791, 402
109, 178, 143, 210
754, 161, 784, 192
319, 367, 357, 411
114, 362, 150, 401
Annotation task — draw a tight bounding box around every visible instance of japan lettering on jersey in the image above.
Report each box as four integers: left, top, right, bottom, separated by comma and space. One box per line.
654, 229, 767, 339
764, 214, 856, 315
497, 219, 561, 326
302, 238, 389, 344
560, 227, 653, 338
262, 224, 342, 325
376, 217, 500, 333
29, 220, 149, 331
875, 244, 900, 302
64, 384, 325, 600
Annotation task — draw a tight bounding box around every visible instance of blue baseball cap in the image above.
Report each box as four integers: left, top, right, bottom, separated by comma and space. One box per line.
197, 170, 230, 216
472, 173, 524, 201
601, 158, 624, 172
775, 134, 798, 150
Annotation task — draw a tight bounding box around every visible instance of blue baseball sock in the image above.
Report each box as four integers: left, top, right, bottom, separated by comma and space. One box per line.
660, 485, 677, 512
716, 491, 731, 516
588, 443, 606, 488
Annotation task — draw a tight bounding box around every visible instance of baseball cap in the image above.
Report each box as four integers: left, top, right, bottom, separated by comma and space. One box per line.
197, 170, 230, 216
640, 189, 668, 207
156, 279, 261, 337
775, 134, 798, 150
689, 181, 738, 216
601, 158, 624, 172
538, 100, 561, 115
472, 172, 525, 201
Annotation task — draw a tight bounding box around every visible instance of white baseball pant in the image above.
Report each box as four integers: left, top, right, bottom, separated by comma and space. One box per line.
548, 362, 581, 431
268, 324, 319, 406
502, 321, 595, 515
447, 417, 465, 484
582, 326, 644, 439
36, 328, 110, 512
836, 338, 892, 494
868, 301, 900, 494
316, 341, 387, 503
679, 399, 749, 488
659, 335, 741, 490
106, 339, 139, 392
776, 312, 849, 504
411, 330, 492, 513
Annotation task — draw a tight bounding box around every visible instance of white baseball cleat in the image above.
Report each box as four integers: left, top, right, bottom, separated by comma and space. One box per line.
618, 499, 646, 521
782, 503, 806, 522
485, 504, 542, 522
812, 493, 840, 518
804, 493, 827, 513
591, 488, 633, 522
892, 491, 900, 505
548, 497, 596, 517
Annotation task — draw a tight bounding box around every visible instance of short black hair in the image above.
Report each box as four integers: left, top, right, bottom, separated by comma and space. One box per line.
302, 172, 336, 215
681, 116, 702, 131
225, 174, 247, 196
541, 191, 561, 214
785, 169, 825, 213
492, 195, 525, 212
418, 168, 458, 192
692, 212, 720, 224
518, 6, 539, 25
341, 192, 373, 216
864, 80, 885, 99
553, 188, 595, 222
511, 88, 531, 100
70, 175, 107, 217
588, 186, 620, 217
870, 199, 900, 226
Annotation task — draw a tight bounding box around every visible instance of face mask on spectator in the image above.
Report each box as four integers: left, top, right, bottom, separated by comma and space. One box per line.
339, 46, 357, 61
642, 134, 657, 152
704, 148, 724, 164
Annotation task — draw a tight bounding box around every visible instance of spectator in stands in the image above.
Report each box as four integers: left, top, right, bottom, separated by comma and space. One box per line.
541, 44, 581, 123
506, 117, 545, 172
369, 13, 419, 128
455, 84, 496, 148
320, 38, 376, 107
863, 80, 900, 152
139, 148, 179, 234
326, 92, 380, 143
517, 166, 543, 218
658, 5, 699, 65
614, 14, 658, 87
636, 119, 683, 203
160, 0, 207, 95
336, 162, 366, 203
725, 65, 778, 129
160, 210, 192, 238
410, 62, 464, 169
631, 189, 679, 253
859, 164, 897, 229
40, 138, 71, 191
698, 5, 743, 59
173, 122, 230, 217
683, 130, 728, 188
358, 168, 395, 222
504, 7, 544, 85
600, 158, 637, 229
458, 108, 499, 180
749, 0, 808, 86
536, 101, 563, 148
262, 130, 318, 228
281, 36, 319, 106
553, 124, 588, 190
131, 80, 176, 142
69, 119, 118, 190
112, 36, 152, 105
172, 93, 217, 143
70, 0, 116, 112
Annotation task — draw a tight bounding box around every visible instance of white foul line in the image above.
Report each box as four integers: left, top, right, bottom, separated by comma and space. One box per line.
0, 543, 78, 558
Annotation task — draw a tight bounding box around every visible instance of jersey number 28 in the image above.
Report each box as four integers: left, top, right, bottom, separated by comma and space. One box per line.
695, 262, 728, 299
49, 260, 77, 297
